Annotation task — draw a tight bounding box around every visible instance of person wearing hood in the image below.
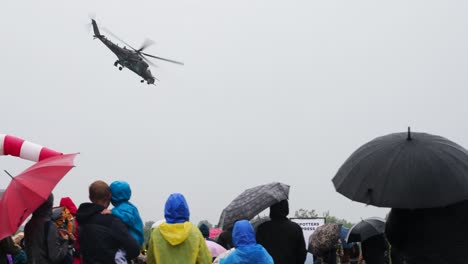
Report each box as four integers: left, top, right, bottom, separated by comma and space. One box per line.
146, 193, 212, 264
198, 223, 216, 242
219, 220, 273, 264
60, 197, 82, 264
109, 181, 144, 247
24, 193, 72, 263
256, 199, 307, 264
76, 180, 140, 263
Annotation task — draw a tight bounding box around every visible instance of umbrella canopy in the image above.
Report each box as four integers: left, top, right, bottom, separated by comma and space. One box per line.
346, 217, 385, 243
209, 228, 222, 240
308, 223, 340, 257
206, 240, 227, 257
0, 153, 77, 240
217, 182, 289, 230
332, 130, 468, 209
250, 216, 270, 232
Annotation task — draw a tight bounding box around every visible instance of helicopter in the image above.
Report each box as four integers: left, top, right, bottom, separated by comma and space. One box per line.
91, 19, 183, 84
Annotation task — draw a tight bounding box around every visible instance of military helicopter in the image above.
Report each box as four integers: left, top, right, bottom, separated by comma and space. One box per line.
91, 19, 183, 84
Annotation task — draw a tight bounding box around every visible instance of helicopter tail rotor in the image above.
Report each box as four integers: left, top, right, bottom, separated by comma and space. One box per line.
85, 13, 98, 35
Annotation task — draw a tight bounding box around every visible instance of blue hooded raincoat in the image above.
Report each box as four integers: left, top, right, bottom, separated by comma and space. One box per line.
220, 220, 273, 264
110, 181, 144, 247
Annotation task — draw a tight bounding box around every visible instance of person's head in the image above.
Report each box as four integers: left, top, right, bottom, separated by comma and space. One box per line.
232, 220, 256, 247
33, 193, 54, 217
164, 193, 190, 224
198, 223, 210, 239
109, 180, 132, 206
89, 180, 111, 208
269, 199, 289, 219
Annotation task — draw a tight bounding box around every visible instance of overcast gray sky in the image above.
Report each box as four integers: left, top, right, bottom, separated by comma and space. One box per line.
1, 1, 468, 225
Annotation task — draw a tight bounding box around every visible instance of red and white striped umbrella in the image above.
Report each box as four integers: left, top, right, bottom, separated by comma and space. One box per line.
0, 134, 62, 162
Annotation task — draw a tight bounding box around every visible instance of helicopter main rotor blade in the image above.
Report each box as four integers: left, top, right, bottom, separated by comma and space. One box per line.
141, 55, 157, 67
101, 27, 137, 51
141, 52, 184, 65
137, 39, 155, 52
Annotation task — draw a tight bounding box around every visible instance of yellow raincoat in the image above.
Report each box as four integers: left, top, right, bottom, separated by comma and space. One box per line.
147, 222, 212, 264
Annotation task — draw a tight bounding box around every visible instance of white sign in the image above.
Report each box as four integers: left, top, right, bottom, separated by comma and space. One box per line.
290, 218, 325, 246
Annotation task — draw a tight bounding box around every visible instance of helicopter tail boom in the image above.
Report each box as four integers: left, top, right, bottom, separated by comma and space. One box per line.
91, 19, 102, 38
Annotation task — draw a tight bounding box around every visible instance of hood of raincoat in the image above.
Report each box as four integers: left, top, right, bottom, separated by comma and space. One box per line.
164, 193, 190, 224
233, 220, 256, 247
269, 199, 289, 220
60, 196, 77, 215
158, 222, 193, 246
199, 223, 210, 239
110, 181, 131, 206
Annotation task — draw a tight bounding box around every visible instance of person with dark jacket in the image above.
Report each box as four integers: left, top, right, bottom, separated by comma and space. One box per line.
217, 228, 234, 250
76, 180, 140, 264
0, 236, 21, 264
24, 194, 71, 263
198, 223, 216, 242
256, 199, 307, 264
385, 199, 468, 264
361, 234, 389, 264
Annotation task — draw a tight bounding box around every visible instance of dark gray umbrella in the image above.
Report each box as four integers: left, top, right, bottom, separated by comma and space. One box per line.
217, 182, 289, 230
250, 216, 270, 232
332, 129, 468, 209
346, 217, 385, 243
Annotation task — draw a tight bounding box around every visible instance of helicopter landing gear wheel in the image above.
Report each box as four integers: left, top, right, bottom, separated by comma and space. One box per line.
119, 67, 123, 71
141, 80, 144, 83
114, 61, 119, 67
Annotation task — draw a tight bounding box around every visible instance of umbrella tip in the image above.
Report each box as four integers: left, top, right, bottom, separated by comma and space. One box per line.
407, 126, 412, 141
3, 170, 14, 179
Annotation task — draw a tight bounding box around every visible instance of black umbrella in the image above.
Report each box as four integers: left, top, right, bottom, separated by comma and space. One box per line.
346, 217, 385, 243
333, 129, 468, 209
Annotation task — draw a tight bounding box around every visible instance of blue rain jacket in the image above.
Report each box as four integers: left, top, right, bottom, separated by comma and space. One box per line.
164, 193, 190, 224
220, 220, 273, 264
110, 181, 144, 246
340, 226, 355, 249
